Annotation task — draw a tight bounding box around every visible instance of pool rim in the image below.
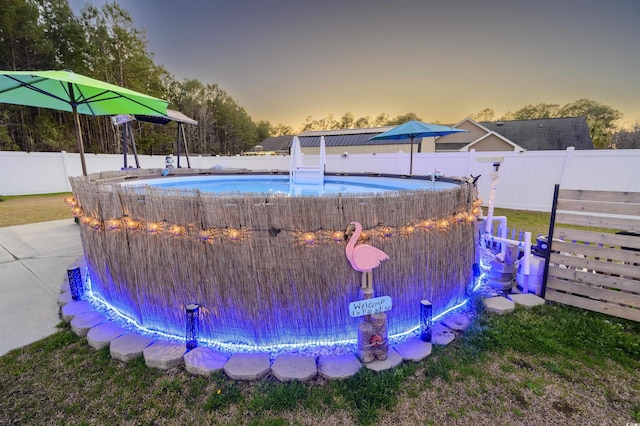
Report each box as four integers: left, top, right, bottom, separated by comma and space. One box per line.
112, 169, 468, 196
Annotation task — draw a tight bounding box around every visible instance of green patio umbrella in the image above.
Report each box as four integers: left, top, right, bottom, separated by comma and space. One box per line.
0, 70, 169, 175
368, 120, 468, 175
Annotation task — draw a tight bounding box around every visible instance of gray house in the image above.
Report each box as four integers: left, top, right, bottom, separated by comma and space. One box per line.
435, 117, 593, 152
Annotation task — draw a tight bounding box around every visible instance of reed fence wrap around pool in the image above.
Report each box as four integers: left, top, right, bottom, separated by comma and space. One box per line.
542, 186, 640, 322
70, 171, 478, 347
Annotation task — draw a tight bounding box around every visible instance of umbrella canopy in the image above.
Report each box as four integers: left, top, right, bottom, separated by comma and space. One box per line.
134, 108, 198, 169
134, 108, 197, 126
368, 120, 468, 175
0, 70, 169, 175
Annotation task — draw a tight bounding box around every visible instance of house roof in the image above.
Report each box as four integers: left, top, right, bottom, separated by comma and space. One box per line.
435, 142, 473, 151
297, 126, 397, 147
299, 126, 393, 137
298, 133, 410, 147
478, 117, 593, 150
253, 135, 293, 152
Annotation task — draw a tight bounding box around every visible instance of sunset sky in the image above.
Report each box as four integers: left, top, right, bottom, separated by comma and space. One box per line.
70, 0, 640, 129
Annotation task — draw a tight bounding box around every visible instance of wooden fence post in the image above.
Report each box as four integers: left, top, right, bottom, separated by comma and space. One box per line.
540, 184, 560, 298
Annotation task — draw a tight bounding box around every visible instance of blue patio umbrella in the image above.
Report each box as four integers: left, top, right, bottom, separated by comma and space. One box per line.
368, 120, 468, 175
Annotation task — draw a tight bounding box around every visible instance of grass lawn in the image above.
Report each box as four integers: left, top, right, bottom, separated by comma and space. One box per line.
1, 303, 638, 425
0, 193, 73, 227
492, 207, 551, 237
1, 195, 638, 425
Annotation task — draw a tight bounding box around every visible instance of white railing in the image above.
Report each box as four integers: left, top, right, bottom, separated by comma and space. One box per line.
289, 136, 326, 187
1, 147, 639, 212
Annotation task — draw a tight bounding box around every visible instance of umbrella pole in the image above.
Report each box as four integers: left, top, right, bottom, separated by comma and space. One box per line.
72, 107, 88, 176
122, 123, 128, 168
129, 123, 141, 168
176, 125, 181, 168
180, 123, 192, 168
409, 136, 414, 175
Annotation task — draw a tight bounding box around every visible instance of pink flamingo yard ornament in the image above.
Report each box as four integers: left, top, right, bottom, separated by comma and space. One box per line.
345, 221, 390, 290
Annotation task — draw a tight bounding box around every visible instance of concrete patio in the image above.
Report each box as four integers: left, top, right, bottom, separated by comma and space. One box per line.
0, 219, 83, 356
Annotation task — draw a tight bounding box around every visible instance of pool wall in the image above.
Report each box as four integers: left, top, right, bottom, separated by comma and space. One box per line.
70, 170, 478, 349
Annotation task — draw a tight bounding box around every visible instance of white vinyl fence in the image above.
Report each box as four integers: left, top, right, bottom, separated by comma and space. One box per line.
1, 148, 639, 212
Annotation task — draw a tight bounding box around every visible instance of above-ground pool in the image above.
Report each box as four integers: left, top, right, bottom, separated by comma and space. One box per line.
70, 169, 479, 352
130, 174, 459, 195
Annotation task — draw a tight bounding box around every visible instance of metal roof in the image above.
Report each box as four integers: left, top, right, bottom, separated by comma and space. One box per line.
298, 133, 409, 147
299, 126, 393, 137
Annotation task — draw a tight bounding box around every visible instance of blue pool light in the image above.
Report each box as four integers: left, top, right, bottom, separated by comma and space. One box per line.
420, 300, 433, 342
67, 266, 84, 301
185, 304, 200, 351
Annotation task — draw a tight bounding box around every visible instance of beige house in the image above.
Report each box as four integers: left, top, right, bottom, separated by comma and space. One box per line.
435, 118, 523, 152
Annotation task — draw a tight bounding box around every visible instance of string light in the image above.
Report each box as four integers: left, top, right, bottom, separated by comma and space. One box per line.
169, 224, 185, 237
146, 222, 161, 234
71, 206, 83, 217
401, 225, 415, 236
225, 227, 243, 241
379, 226, 394, 238
331, 231, 345, 243
106, 219, 121, 230
68, 202, 479, 244
124, 217, 140, 231
64, 197, 77, 207
303, 232, 316, 245
437, 219, 450, 231
85, 271, 477, 354
199, 228, 216, 242
419, 219, 435, 230
453, 212, 467, 222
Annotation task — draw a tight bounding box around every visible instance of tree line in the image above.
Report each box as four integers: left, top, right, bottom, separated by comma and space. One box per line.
1, 0, 637, 154
0, 0, 263, 155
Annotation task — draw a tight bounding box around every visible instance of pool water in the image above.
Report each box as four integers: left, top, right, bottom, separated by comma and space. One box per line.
136, 175, 457, 195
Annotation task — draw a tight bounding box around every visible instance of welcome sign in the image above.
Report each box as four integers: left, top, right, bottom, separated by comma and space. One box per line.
349, 296, 392, 317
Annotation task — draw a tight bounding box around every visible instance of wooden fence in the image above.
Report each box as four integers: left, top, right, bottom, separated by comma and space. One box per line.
541, 185, 640, 322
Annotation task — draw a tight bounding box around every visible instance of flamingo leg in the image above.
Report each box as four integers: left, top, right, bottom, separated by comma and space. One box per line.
360, 271, 373, 290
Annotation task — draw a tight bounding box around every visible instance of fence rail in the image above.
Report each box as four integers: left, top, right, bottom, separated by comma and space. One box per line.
541, 185, 640, 322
